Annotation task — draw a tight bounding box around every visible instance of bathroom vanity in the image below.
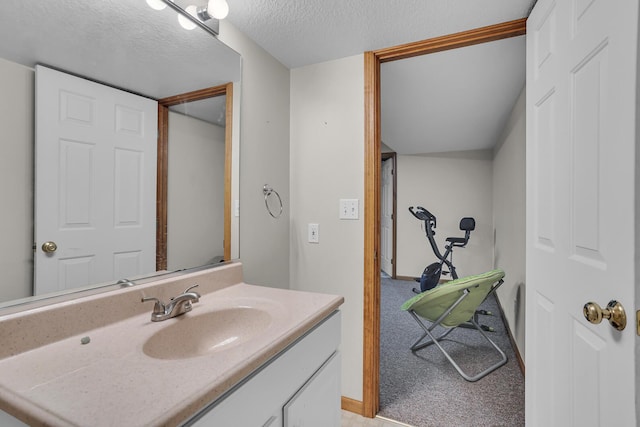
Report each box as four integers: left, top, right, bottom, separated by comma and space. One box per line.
0, 262, 343, 426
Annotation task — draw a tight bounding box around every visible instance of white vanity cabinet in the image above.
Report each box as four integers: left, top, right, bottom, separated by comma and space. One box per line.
184, 311, 341, 427
0, 264, 343, 427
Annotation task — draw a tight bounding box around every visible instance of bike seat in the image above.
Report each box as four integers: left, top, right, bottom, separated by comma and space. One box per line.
446, 237, 467, 244
459, 217, 476, 231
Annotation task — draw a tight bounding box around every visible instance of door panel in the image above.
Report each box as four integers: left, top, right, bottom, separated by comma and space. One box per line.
58, 256, 93, 291
113, 251, 143, 280
532, 293, 555, 424
570, 42, 607, 267
571, 320, 605, 425
532, 90, 557, 250
60, 139, 94, 227
114, 149, 144, 225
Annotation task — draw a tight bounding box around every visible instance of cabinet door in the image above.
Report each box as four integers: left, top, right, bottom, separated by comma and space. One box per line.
284, 351, 341, 427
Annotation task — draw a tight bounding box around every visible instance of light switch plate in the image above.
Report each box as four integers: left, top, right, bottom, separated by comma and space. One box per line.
308, 223, 319, 243
339, 199, 359, 219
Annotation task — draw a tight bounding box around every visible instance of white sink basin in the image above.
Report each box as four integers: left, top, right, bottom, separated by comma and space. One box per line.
143, 307, 272, 360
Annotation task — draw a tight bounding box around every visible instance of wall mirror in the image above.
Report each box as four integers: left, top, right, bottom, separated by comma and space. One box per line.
0, 0, 241, 310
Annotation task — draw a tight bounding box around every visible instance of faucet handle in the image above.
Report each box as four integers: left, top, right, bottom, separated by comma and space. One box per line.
141, 296, 165, 314
184, 284, 199, 294
183, 284, 201, 299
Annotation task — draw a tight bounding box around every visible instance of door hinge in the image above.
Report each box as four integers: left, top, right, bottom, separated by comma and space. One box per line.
636, 310, 640, 336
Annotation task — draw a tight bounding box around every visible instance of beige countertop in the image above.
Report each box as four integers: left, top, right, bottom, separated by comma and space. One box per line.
0, 263, 343, 426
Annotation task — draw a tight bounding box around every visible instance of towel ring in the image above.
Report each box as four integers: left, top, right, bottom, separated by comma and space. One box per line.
263, 184, 283, 219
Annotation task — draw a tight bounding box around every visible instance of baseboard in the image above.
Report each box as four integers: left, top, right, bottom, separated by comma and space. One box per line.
493, 293, 526, 376
341, 396, 364, 416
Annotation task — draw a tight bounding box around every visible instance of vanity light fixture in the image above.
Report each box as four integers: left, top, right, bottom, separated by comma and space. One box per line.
150, 0, 227, 36
206, 0, 229, 19
196, 0, 229, 21
178, 5, 199, 30
146, 0, 167, 10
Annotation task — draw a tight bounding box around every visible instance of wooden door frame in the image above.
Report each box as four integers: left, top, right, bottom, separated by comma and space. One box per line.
156, 83, 233, 270
381, 152, 397, 279
362, 19, 527, 417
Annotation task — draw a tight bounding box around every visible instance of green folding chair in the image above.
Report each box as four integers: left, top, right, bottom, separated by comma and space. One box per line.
401, 269, 507, 382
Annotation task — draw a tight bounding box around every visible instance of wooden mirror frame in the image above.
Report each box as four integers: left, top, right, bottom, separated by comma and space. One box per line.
360, 19, 526, 417
156, 83, 233, 270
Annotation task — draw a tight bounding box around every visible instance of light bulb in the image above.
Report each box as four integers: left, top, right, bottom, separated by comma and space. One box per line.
178, 5, 198, 30
145, 0, 167, 11
207, 0, 229, 19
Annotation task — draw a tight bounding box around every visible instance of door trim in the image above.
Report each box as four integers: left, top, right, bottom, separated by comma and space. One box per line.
362, 18, 526, 417
156, 83, 233, 270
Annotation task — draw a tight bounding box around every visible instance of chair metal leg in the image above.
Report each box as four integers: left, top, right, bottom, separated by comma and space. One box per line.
409, 310, 455, 351
408, 309, 508, 382
459, 279, 504, 331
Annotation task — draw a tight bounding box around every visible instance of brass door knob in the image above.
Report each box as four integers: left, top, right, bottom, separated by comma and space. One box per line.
583, 300, 626, 331
41, 241, 58, 253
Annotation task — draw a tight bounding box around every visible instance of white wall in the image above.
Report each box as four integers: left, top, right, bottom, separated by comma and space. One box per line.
290, 54, 365, 401
167, 112, 225, 270
222, 21, 525, 401
492, 87, 526, 357
219, 22, 291, 288
0, 58, 33, 303
396, 151, 494, 279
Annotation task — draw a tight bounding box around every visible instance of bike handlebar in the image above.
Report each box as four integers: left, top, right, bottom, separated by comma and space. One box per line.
408, 206, 436, 222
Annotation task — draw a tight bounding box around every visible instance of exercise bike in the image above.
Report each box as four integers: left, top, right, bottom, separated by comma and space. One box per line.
409, 206, 495, 331
408, 206, 475, 293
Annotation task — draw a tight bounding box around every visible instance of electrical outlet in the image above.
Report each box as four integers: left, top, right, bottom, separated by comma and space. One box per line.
339, 199, 359, 219
308, 223, 319, 243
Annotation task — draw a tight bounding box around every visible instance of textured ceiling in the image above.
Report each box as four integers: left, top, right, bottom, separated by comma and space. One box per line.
3, 1, 536, 149
0, 0, 240, 124
226, 0, 535, 68
226, 0, 534, 154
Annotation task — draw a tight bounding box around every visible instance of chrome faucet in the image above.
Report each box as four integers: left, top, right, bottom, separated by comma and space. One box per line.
142, 284, 201, 322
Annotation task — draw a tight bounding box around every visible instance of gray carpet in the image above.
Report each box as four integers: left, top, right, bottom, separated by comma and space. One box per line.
378, 276, 525, 427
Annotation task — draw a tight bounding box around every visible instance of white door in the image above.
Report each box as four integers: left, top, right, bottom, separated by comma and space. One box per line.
381, 157, 394, 276
526, 1, 638, 425
34, 66, 157, 295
